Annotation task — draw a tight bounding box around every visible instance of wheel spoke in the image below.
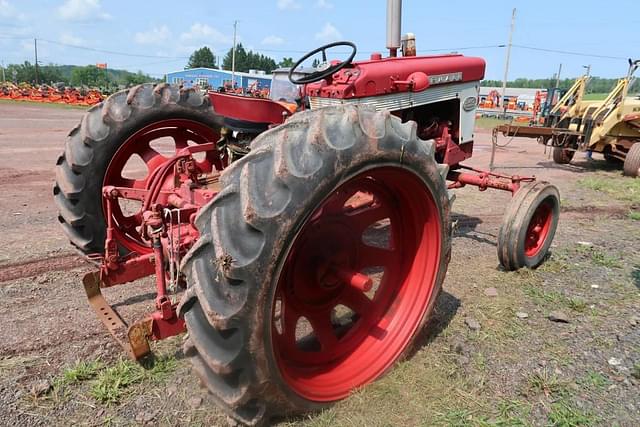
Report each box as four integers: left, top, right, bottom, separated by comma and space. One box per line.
174, 131, 189, 150
119, 213, 141, 232
279, 301, 300, 353
308, 310, 338, 350
339, 287, 372, 315
322, 188, 355, 215
346, 203, 390, 232
357, 244, 394, 268
137, 141, 164, 163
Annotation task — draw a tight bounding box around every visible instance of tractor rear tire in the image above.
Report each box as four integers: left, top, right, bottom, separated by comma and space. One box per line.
53, 83, 222, 255
552, 147, 574, 164
180, 106, 451, 425
498, 181, 560, 270
623, 143, 640, 177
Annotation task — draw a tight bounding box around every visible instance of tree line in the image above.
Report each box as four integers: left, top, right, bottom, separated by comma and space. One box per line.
482, 77, 639, 93
1, 61, 158, 89
186, 45, 294, 73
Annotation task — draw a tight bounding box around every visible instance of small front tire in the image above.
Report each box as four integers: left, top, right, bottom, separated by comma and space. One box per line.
498, 182, 560, 270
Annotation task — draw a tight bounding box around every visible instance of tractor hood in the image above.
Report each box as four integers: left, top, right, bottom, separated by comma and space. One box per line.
305, 54, 486, 100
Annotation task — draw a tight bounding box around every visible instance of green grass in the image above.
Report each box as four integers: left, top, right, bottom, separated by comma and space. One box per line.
88, 355, 178, 403
45, 354, 179, 405
578, 371, 610, 390
527, 369, 568, 397
629, 211, 640, 221
588, 247, 623, 269
577, 176, 640, 204
60, 359, 103, 385
548, 400, 596, 426
582, 93, 608, 101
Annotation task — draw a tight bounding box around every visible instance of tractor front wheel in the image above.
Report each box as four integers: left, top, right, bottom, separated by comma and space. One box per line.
180, 106, 451, 425
623, 142, 640, 177
498, 182, 560, 270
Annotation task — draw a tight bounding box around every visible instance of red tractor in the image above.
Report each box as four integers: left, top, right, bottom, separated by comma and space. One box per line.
54, 1, 559, 424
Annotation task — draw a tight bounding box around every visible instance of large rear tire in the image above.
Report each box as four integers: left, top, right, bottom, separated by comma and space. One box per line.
53, 83, 223, 255
180, 106, 452, 425
623, 142, 640, 177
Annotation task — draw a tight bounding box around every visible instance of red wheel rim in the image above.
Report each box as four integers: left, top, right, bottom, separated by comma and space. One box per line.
271, 167, 442, 402
524, 200, 553, 258
103, 119, 221, 254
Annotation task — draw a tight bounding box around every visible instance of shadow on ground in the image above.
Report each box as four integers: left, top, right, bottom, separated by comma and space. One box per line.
452, 213, 497, 246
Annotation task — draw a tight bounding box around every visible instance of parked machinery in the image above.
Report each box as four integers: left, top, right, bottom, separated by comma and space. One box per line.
54, 1, 560, 424
495, 61, 640, 176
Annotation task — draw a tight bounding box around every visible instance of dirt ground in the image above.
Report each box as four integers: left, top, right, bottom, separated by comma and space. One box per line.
0, 101, 638, 426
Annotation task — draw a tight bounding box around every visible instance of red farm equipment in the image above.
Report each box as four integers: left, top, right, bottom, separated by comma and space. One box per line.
54, 1, 560, 424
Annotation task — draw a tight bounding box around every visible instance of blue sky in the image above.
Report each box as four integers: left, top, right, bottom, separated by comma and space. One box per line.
0, 0, 638, 80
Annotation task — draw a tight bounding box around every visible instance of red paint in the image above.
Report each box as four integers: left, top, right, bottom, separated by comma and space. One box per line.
272, 167, 442, 401
305, 54, 485, 99
209, 92, 292, 124
102, 119, 222, 254
524, 201, 553, 257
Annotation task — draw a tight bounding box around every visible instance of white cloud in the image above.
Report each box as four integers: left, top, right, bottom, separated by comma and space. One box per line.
134, 26, 171, 45
0, 0, 25, 19
57, 0, 111, 22
60, 32, 84, 45
315, 22, 342, 42
180, 23, 232, 45
261, 35, 284, 46
315, 0, 333, 9
277, 0, 300, 10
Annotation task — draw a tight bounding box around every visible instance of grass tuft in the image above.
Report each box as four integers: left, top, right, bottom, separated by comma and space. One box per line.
577, 371, 609, 390
527, 369, 568, 397
90, 359, 145, 404
60, 359, 103, 385
548, 400, 596, 426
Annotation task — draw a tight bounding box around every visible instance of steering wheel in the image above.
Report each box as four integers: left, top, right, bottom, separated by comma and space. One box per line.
288, 41, 357, 85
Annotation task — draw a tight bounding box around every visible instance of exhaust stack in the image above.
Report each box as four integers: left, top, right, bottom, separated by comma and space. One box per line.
386, 0, 402, 57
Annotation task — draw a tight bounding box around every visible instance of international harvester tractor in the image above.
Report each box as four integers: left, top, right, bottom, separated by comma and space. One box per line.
54, 1, 560, 424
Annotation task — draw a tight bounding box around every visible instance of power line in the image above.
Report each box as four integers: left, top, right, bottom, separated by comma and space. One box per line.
512, 44, 627, 60
38, 38, 189, 59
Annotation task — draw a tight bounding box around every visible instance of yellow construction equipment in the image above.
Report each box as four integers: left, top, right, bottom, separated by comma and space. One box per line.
495, 60, 640, 177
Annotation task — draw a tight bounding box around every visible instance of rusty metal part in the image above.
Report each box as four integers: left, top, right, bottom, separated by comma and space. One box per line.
447, 164, 535, 194
83, 271, 151, 360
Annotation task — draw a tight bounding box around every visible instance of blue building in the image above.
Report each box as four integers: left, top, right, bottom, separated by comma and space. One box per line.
166, 68, 272, 91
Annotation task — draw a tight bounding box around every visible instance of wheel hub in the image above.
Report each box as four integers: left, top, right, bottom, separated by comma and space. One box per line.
271, 168, 443, 402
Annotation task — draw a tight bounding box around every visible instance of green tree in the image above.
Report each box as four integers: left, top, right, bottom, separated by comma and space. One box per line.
70, 65, 108, 87
278, 57, 295, 68
222, 43, 277, 73
187, 46, 217, 69
124, 70, 151, 86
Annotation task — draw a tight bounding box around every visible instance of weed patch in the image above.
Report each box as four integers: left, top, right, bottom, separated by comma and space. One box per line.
548, 400, 596, 426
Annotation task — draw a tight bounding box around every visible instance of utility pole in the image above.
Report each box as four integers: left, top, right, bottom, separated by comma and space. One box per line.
555, 63, 562, 88
583, 64, 591, 76
34, 38, 39, 85
500, 8, 516, 115
1, 60, 5, 83
491, 7, 516, 170
231, 20, 238, 89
